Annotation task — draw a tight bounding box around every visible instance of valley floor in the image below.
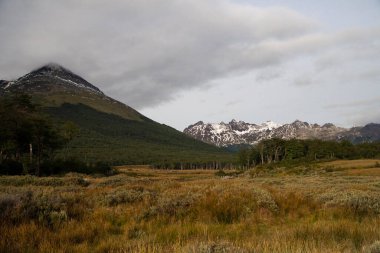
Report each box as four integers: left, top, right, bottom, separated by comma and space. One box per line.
1, 160, 380, 253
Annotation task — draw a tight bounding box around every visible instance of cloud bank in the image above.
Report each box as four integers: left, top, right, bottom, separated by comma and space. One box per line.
0, 0, 379, 110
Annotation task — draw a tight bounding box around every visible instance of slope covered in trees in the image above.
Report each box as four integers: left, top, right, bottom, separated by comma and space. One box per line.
46, 103, 234, 166
1, 64, 234, 170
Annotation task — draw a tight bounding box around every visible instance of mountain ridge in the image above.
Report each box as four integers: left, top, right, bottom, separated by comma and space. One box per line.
184, 120, 380, 147
1, 63, 102, 94
0, 63, 144, 121
0, 63, 233, 164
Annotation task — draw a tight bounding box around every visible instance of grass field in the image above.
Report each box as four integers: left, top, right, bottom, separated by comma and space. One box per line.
1, 160, 380, 252
321, 159, 380, 169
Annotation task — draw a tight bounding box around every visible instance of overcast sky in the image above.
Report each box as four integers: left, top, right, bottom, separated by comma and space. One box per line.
0, 0, 379, 130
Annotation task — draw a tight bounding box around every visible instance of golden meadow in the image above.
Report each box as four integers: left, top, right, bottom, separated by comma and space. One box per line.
1, 160, 380, 253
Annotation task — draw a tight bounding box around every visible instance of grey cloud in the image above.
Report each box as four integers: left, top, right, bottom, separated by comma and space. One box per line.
325, 97, 380, 109
293, 75, 314, 86
0, 0, 379, 110
226, 99, 241, 107
314, 29, 380, 71
343, 111, 380, 127
255, 67, 283, 82
0, 0, 318, 108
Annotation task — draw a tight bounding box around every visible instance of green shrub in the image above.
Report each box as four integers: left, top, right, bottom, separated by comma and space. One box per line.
0, 175, 89, 187
215, 170, 244, 178
103, 188, 146, 206
0, 189, 88, 226
215, 170, 227, 177
48, 210, 68, 227
0, 193, 21, 222
143, 192, 199, 220
318, 189, 380, 215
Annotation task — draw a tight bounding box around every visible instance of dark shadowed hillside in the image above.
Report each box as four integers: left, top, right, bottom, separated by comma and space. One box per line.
1, 64, 233, 164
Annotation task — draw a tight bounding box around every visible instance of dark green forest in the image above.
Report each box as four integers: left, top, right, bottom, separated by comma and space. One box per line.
0, 94, 64, 175
238, 138, 380, 168
0, 94, 234, 175
0, 94, 116, 175
45, 103, 234, 166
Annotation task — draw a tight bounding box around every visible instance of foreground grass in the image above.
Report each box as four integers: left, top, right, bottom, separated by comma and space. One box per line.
1, 161, 380, 252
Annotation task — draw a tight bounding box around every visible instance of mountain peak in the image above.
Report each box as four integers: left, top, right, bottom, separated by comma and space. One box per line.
322, 123, 335, 128
261, 120, 281, 130
43, 62, 65, 70
0, 63, 147, 121
183, 119, 359, 147
2, 63, 103, 95
30, 63, 70, 75
32, 63, 80, 76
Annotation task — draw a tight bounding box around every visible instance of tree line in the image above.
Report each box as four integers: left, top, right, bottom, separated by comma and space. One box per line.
238, 138, 380, 168
152, 161, 236, 170
0, 94, 111, 175
3, 94, 378, 174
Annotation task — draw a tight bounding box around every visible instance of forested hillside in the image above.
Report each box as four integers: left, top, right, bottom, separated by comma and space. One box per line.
46, 103, 234, 165
0, 64, 234, 174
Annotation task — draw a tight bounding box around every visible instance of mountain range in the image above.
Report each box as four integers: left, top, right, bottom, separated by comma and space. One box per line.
1, 63, 232, 164
2, 63, 378, 163
184, 119, 380, 147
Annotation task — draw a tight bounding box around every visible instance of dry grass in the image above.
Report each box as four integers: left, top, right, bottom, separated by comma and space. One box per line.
1, 161, 380, 252
322, 159, 380, 169
345, 168, 380, 176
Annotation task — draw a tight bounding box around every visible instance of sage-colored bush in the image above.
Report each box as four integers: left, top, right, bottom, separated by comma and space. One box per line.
103, 188, 146, 206
318, 189, 380, 215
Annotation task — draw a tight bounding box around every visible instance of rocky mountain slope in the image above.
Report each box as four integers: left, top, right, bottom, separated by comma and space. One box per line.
184, 120, 380, 147
1, 63, 232, 164
0, 63, 143, 121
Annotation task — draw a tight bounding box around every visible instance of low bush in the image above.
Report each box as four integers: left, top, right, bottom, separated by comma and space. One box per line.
215, 169, 244, 178
0, 189, 89, 227
103, 188, 146, 206
143, 192, 199, 220
318, 189, 380, 216
40, 159, 114, 176
185, 241, 247, 253
0, 175, 89, 187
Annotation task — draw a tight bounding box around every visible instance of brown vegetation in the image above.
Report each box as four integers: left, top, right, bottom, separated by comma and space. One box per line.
1, 161, 380, 252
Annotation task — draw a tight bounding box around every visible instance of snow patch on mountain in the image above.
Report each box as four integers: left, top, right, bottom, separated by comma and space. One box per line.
1, 63, 103, 95
184, 120, 349, 147
54, 76, 103, 95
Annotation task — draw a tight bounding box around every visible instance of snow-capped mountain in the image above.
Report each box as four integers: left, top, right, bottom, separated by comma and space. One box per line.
184, 119, 286, 147
0, 63, 103, 95
0, 63, 144, 121
183, 119, 379, 146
